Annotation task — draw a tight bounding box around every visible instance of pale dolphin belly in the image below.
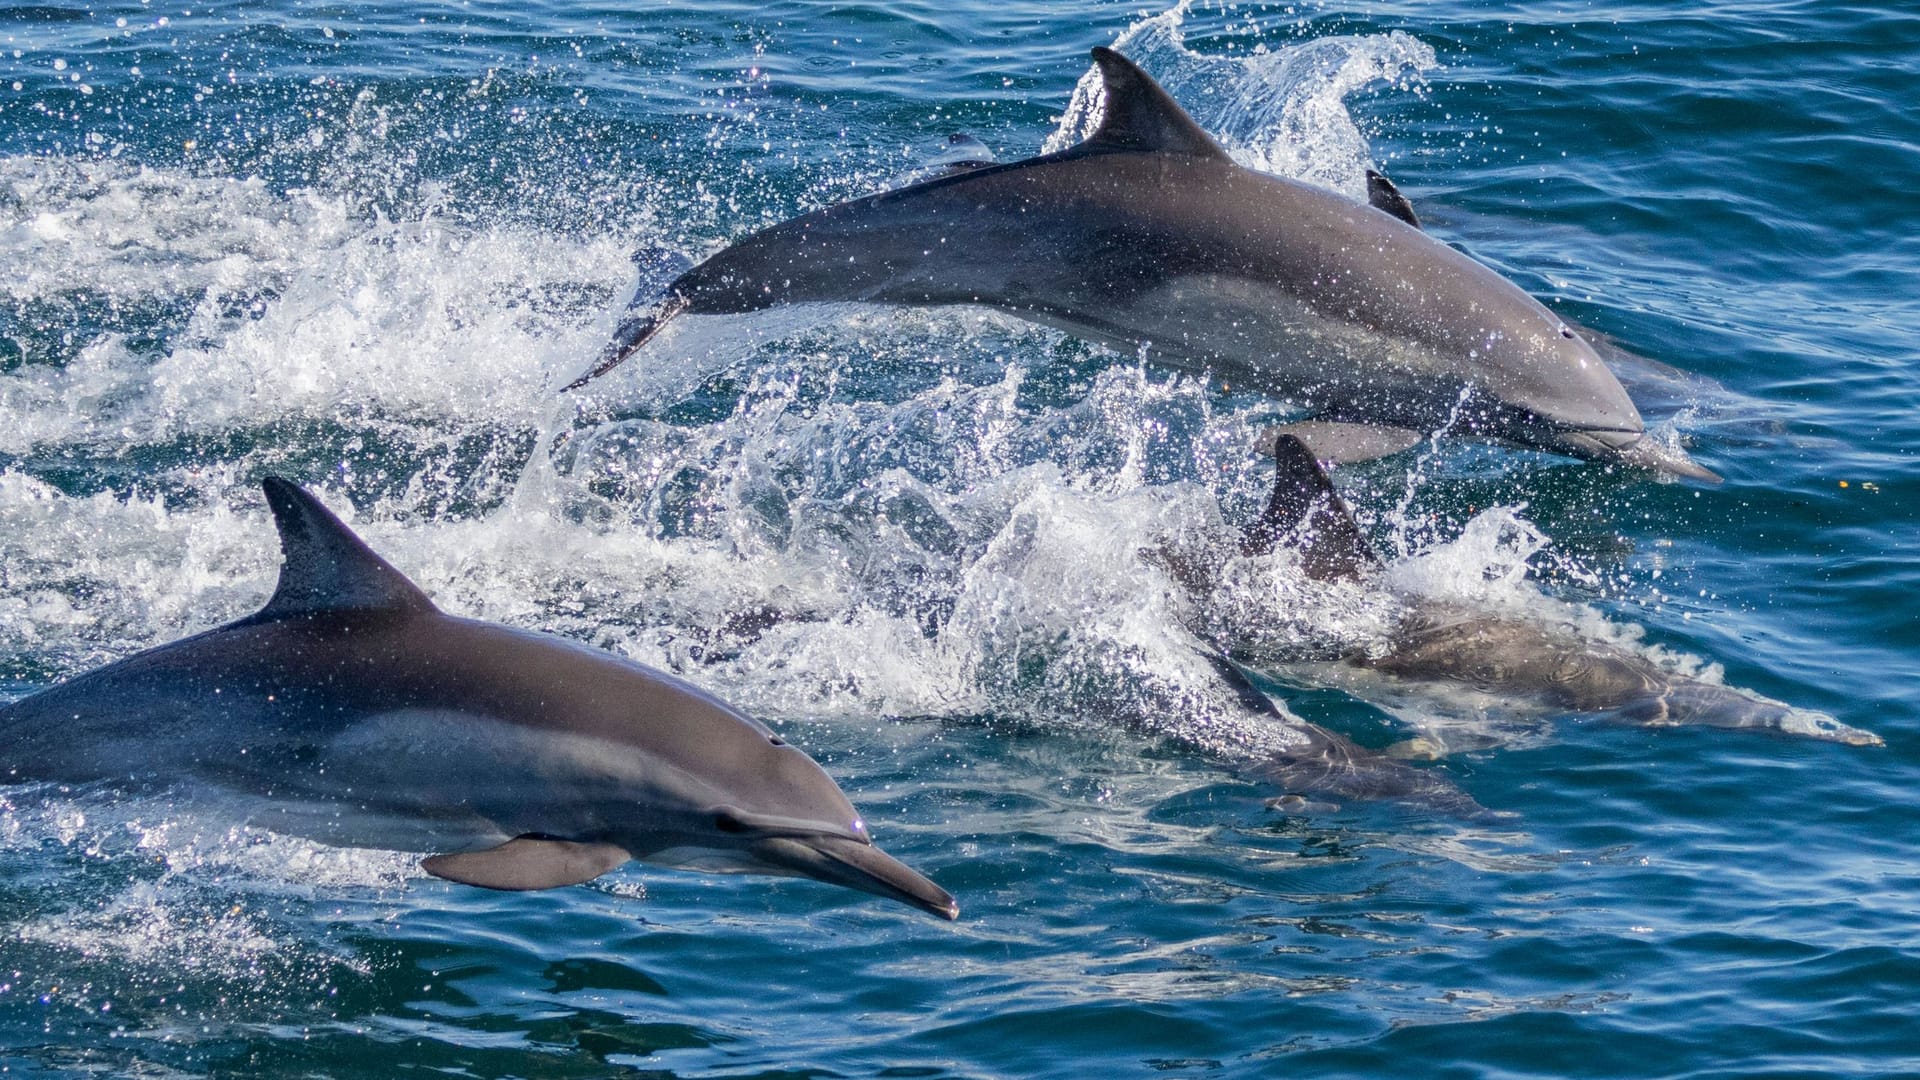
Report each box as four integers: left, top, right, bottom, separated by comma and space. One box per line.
1021, 271, 1475, 423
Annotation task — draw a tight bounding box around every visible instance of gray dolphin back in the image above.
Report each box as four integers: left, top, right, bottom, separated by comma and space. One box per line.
1199, 651, 1488, 819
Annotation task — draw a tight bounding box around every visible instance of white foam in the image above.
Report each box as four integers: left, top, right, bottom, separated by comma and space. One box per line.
1, 786, 411, 972
1383, 504, 1551, 612
0, 155, 630, 452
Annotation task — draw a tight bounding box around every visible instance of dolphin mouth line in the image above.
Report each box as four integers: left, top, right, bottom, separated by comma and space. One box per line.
753, 834, 959, 921
1552, 426, 1721, 482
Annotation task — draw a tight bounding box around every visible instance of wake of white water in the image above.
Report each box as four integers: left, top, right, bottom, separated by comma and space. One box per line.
1041, 0, 1437, 198
0, 782, 409, 1005
0, 156, 620, 453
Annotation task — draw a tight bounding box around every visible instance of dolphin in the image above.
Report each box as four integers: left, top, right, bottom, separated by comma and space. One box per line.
1216, 434, 1879, 749
569, 46, 1715, 481
1195, 649, 1492, 818
0, 478, 958, 919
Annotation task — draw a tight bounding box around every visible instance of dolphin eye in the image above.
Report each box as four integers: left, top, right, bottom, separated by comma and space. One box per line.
767, 735, 785, 746
1559, 327, 1575, 339
714, 810, 751, 834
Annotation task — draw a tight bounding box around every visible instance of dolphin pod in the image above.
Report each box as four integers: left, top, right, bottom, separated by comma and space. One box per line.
0, 48, 1853, 929
0, 478, 958, 920
570, 47, 1716, 482
1223, 434, 1881, 749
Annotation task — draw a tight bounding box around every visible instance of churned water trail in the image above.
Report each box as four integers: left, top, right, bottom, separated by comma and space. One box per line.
1, 1, 1917, 1076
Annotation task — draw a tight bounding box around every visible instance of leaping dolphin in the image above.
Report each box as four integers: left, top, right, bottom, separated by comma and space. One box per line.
0, 478, 958, 920
570, 47, 1715, 481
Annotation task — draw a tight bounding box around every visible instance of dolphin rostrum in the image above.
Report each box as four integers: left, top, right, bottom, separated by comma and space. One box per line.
570, 47, 1715, 481
1220, 434, 1879, 749
0, 478, 958, 920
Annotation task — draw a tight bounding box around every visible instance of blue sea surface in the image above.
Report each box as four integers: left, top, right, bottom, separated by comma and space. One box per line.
1, 1, 1917, 1076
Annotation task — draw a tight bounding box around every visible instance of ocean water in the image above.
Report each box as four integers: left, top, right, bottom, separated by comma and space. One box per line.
1, 0, 1917, 1075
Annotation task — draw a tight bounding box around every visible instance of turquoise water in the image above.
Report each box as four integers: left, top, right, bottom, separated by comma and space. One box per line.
2, 0, 1918, 1075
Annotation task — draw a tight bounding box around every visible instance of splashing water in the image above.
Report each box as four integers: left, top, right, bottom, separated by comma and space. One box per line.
1042, 1, 1437, 198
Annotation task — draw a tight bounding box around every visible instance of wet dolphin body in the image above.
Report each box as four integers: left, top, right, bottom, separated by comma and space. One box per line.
571, 47, 1715, 481
1226, 435, 1879, 749
0, 478, 958, 919
1195, 651, 1491, 818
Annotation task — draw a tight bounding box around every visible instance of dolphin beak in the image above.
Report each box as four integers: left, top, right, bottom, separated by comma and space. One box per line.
1555, 428, 1722, 483
753, 835, 959, 920
1611, 435, 1721, 482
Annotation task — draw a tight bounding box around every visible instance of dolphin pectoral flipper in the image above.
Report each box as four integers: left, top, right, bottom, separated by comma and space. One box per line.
1260, 421, 1424, 466
422, 835, 634, 891
1364, 169, 1421, 229
1242, 434, 1382, 582
562, 291, 690, 391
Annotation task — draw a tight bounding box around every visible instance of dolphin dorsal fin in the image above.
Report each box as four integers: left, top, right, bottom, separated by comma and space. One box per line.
1365, 169, 1421, 228
1241, 435, 1381, 582
1078, 47, 1230, 159
255, 476, 437, 619
930, 132, 998, 171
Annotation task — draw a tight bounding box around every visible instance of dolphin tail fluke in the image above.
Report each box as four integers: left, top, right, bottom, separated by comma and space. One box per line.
1247, 722, 1494, 820
562, 292, 690, 392
1242, 433, 1382, 582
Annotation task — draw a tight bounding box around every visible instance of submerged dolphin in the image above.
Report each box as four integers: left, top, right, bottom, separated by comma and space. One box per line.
1215, 434, 1879, 749
0, 478, 958, 919
571, 47, 1715, 481
1197, 651, 1491, 818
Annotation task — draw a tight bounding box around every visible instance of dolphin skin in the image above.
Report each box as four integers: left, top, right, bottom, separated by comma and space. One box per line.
571, 47, 1715, 481
1227, 435, 1879, 749
0, 478, 957, 920
1196, 650, 1491, 818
